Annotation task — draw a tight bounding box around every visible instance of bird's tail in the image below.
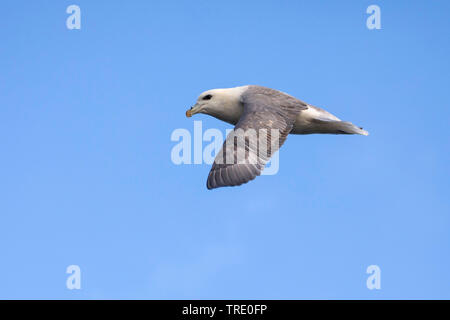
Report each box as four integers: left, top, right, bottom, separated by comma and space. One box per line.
334, 121, 369, 136
312, 119, 369, 136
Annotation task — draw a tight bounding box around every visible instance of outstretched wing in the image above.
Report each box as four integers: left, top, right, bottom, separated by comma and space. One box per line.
206, 86, 307, 189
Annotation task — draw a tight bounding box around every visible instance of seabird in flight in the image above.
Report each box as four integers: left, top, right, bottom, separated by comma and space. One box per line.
186, 85, 368, 189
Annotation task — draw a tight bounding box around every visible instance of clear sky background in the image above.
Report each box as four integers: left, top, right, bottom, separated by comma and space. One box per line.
0, 0, 449, 299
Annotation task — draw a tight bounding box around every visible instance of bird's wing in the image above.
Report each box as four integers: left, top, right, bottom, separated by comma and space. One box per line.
206, 86, 307, 189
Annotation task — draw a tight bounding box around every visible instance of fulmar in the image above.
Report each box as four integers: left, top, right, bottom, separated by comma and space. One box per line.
186, 85, 368, 190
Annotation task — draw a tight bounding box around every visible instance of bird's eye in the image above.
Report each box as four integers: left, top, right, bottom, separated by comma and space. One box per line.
203, 94, 212, 100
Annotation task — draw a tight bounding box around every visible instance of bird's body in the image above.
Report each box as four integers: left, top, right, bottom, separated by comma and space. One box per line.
186, 85, 368, 189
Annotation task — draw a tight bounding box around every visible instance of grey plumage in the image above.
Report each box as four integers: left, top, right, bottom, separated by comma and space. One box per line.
186, 85, 368, 190
207, 86, 307, 189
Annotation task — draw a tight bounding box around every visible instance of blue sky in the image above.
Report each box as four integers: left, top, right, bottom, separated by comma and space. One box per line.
0, 0, 449, 299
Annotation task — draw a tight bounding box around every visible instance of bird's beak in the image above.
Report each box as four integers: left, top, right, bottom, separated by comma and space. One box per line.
186, 104, 200, 118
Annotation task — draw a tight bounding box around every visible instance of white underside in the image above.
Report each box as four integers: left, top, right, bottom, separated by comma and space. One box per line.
291, 105, 341, 134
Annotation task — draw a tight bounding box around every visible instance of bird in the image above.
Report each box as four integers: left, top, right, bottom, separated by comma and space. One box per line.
186, 85, 368, 190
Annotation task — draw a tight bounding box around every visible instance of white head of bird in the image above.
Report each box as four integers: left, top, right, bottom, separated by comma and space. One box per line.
186, 86, 248, 125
